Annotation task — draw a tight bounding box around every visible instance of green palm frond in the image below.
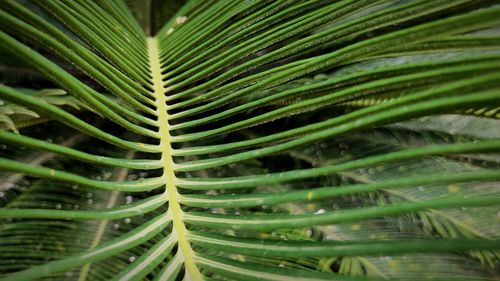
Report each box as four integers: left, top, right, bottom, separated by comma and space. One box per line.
0, 89, 92, 132
0, 0, 499, 280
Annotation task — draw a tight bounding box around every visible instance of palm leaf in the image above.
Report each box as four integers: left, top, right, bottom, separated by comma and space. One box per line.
0, 0, 499, 280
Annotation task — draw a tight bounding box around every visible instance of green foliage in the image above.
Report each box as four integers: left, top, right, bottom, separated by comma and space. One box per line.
0, 0, 499, 280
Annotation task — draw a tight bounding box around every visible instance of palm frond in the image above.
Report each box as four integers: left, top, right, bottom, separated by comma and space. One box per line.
1, 0, 499, 280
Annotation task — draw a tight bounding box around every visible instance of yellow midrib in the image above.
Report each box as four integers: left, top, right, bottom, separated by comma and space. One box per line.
147, 37, 203, 281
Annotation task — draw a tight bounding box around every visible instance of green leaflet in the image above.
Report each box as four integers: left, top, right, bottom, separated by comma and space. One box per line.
0, 89, 90, 133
